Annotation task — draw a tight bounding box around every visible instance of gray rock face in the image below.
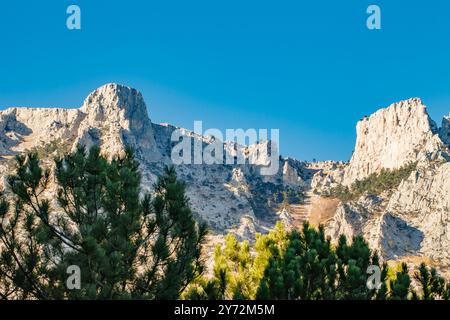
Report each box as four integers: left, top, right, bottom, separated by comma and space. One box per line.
0, 107, 83, 155
343, 98, 443, 185
310, 161, 346, 192
440, 114, 450, 146
387, 162, 450, 262
0, 83, 159, 161
149, 122, 311, 235
324, 99, 449, 268
327, 162, 450, 265
282, 160, 304, 186
326, 194, 386, 250
77, 83, 160, 161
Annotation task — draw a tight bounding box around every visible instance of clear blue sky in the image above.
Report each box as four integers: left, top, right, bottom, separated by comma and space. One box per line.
1, 0, 449, 161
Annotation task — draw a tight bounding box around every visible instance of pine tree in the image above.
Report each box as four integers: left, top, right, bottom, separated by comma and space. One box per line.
185, 222, 288, 300
256, 223, 385, 300
257, 223, 339, 300
414, 263, 447, 300
0, 145, 206, 299
184, 221, 450, 301
389, 263, 412, 300
335, 235, 377, 299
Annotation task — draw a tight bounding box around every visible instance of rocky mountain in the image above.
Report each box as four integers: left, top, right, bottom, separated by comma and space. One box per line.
324, 98, 449, 274
0, 83, 449, 273
342, 98, 445, 185
0, 84, 316, 241
441, 114, 450, 145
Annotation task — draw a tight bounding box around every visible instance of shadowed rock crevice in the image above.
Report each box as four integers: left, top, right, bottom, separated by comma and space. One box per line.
380, 213, 424, 260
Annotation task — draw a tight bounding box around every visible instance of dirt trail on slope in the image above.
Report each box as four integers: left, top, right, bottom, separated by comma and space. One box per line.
289, 191, 340, 229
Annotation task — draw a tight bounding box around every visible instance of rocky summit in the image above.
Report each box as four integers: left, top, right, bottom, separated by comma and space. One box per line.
0, 83, 449, 274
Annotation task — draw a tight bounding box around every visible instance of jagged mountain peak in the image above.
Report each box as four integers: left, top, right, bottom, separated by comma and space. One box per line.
80, 83, 150, 122
82, 83, 141, 106
343, 97, 444, 185
394, 97, 423, 106
75, 83, 158, 161
441, 114, 450, 146
363, 97, 434, 126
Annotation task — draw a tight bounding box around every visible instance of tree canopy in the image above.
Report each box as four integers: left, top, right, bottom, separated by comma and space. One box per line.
0, 145, 206, 299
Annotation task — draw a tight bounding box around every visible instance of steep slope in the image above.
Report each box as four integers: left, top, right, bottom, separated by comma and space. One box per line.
324, 98, 449, 269
77, 83, 160, 162
440, 114, 450, 146
343, 98, 443, 185
387, 162, 450, 262
0, 107, 83, 155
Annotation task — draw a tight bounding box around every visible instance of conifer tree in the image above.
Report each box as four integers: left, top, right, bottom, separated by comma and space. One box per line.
0, 146, 206, 299
256, 223, 385, 300
185, 222, 288, 300
389, 263, 412, 300
335, 235, 379, 299
414, 263, 447, 300
186, 222, 450, 301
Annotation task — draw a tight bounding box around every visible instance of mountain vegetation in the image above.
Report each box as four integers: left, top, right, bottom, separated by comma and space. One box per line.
325, 162, 417, 202
187, 222, 450, 300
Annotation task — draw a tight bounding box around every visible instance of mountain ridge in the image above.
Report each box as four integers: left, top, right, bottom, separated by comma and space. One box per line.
1, 83, 449, 274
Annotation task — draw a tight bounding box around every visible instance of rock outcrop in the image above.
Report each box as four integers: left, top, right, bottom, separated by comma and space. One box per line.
387, 162, 450, 262
77, 83, 160, 161
0, 107, 83, 155
343, 98, 443, 185
327, 161, 449, 265
324, 98, 449, 270
440, 114, 450, 146
0, 84, 160, 161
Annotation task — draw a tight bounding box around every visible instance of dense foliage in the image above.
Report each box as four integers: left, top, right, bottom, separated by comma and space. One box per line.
187, 222, 450, 300
184, 222, 288, 300
0, 146, 206, 299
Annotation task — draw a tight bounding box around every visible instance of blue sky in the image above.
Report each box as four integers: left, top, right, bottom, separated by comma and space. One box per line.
1, 0, 449, 161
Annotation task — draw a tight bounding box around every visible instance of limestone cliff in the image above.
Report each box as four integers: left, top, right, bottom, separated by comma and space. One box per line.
343, 98, 443, 185
440, 114, 450, 146
77, 83, 160, 161
323, 98, 449, 271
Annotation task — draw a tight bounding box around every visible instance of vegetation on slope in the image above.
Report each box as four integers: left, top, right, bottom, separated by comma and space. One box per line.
325, 162, 417, 202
